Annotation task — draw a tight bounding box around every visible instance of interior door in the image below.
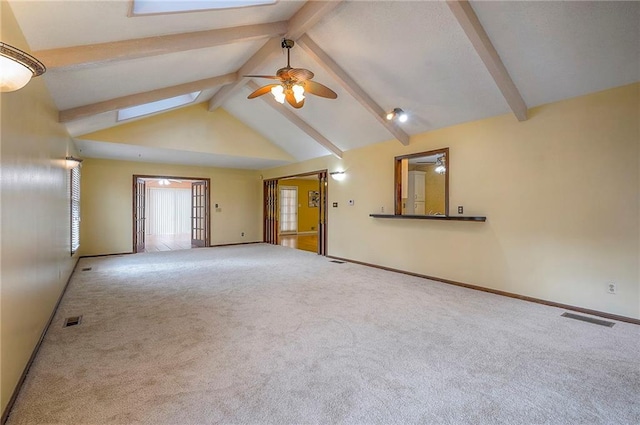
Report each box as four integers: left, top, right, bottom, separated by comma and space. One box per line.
133, 178, 146, 253
191, 181, 209, 247
318, 171, 327, 255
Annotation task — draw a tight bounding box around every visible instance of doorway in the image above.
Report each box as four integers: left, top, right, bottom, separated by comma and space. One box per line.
133, 175, 210, 253
263, 170, 328, 255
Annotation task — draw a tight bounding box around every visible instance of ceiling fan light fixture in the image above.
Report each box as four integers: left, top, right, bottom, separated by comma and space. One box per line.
292, 84, 305, 103
271, 85, 285, 104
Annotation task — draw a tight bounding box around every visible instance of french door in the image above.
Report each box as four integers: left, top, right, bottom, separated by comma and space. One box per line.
191, 180, 209, 247
134, 178, 146, 252
263, 170, 328, 255
279, 186, 298, 234
133, 175, 210, 253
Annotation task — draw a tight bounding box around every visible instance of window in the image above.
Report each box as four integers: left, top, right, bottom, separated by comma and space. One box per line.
70, 165, 81, 255
117, 92, 200, 121
132, 0, 276, 15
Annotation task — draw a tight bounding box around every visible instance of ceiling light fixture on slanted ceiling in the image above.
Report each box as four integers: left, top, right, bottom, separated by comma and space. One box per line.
245, 39, 337, 109
0, 42, 46, 92
386, 108, 408, 123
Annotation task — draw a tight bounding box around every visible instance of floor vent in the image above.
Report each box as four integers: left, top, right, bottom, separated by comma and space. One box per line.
561, 312, 614, 327
81, 267, 92, 271
330, 260, 346, 264
64, 316, 82, 327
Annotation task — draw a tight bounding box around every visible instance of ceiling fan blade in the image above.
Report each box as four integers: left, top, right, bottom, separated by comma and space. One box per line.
289, 68, 314, 81
304, 80, 338, 99
285, 91, 304, 109
243, 75, 279, 80
247, 84, 280, 99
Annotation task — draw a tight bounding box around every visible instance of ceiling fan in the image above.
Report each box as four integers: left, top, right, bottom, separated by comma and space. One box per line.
245, 39, 337, 109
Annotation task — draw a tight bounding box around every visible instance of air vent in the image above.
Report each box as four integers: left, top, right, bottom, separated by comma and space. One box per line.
81, 267, 92, 271
330, 260, 345, 264
64, 316, 82, 327
561, 312, 614, 327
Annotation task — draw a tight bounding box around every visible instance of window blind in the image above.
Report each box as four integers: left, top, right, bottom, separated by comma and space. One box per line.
70, 166, 81, 254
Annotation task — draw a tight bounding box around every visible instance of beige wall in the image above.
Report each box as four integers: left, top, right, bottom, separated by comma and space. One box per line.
262, 83, 640, 319
80, 103, 294, 162
0, 1, 79, 414
80, 159, 262, 256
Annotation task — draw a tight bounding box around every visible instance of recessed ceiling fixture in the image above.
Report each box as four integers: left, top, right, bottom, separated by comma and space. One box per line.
0, 42, 46, 92
386, 108, 408, 123
245, 39, 337, 109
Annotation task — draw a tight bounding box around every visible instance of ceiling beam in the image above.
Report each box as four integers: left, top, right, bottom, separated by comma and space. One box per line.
446, 0, 528, 121
36, 21, 288, 70
207, 37, 282, 111
59, 73, 236, 122
296, 35, 410, 146
247, 81, 343, 158
208, 1, 343, 111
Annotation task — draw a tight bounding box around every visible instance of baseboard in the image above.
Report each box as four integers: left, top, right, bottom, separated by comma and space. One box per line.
209, 241, 262, 248
80, 252, 133, 258
1, 257, 80, 424
327, 255, 640, 326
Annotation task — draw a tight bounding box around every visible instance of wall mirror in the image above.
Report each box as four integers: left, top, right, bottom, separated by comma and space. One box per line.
394, 148, 449, 216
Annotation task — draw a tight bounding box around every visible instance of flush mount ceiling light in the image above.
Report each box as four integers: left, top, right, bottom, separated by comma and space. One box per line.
0, 42, 46, 92
386, 108, 408, 123
245, 39, 337, 109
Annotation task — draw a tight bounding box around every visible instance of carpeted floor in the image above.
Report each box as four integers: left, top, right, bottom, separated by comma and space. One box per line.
7, 244, 640, 424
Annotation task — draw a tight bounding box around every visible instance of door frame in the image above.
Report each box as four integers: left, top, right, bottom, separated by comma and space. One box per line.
132, 174, 211, 253
263, 170, 328, 255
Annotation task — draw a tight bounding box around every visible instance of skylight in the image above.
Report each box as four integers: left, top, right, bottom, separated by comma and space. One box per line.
132, 0, 276, 15
117, 92, 201, 121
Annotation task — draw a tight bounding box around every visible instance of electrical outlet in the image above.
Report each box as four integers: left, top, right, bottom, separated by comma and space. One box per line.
458, 206, 464, 214
607, 283, 616, 294
381, 206, 384, 213
333, 202, 338, 207
241, 232, 244, 237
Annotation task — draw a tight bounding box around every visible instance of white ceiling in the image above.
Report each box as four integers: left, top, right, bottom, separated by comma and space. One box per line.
8, 0, 640, 169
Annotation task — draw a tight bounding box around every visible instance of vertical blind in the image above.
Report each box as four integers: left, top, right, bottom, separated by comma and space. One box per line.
145, 187, 191, 235
279, 186, 298, 233
70, 166, 81, 254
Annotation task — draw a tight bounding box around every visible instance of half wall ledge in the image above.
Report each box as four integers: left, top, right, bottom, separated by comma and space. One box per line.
369, 214, 486, 222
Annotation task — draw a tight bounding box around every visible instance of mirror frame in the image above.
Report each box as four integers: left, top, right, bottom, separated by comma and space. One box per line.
394, 147, 449, 216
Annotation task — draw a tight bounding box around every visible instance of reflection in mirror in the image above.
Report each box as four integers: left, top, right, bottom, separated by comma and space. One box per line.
394, 148, 449, 216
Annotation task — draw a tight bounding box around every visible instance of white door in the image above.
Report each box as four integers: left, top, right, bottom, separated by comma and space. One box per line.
279, 186, 298, 234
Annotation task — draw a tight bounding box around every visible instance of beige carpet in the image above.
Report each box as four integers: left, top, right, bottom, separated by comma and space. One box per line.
7, 244, 640, 424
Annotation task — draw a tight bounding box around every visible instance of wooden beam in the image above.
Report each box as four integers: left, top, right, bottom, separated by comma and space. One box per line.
207, 37, 282, 110
247, 81, 343, 158
59, 73, 236, 122
208, 1, 343, 111
36, 21, 288, 70
296, 35, 410, 146
446, 0, 527, 121
286, 1, 343, 40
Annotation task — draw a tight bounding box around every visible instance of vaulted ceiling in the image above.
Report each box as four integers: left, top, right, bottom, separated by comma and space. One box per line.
9, 0, 640, 169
